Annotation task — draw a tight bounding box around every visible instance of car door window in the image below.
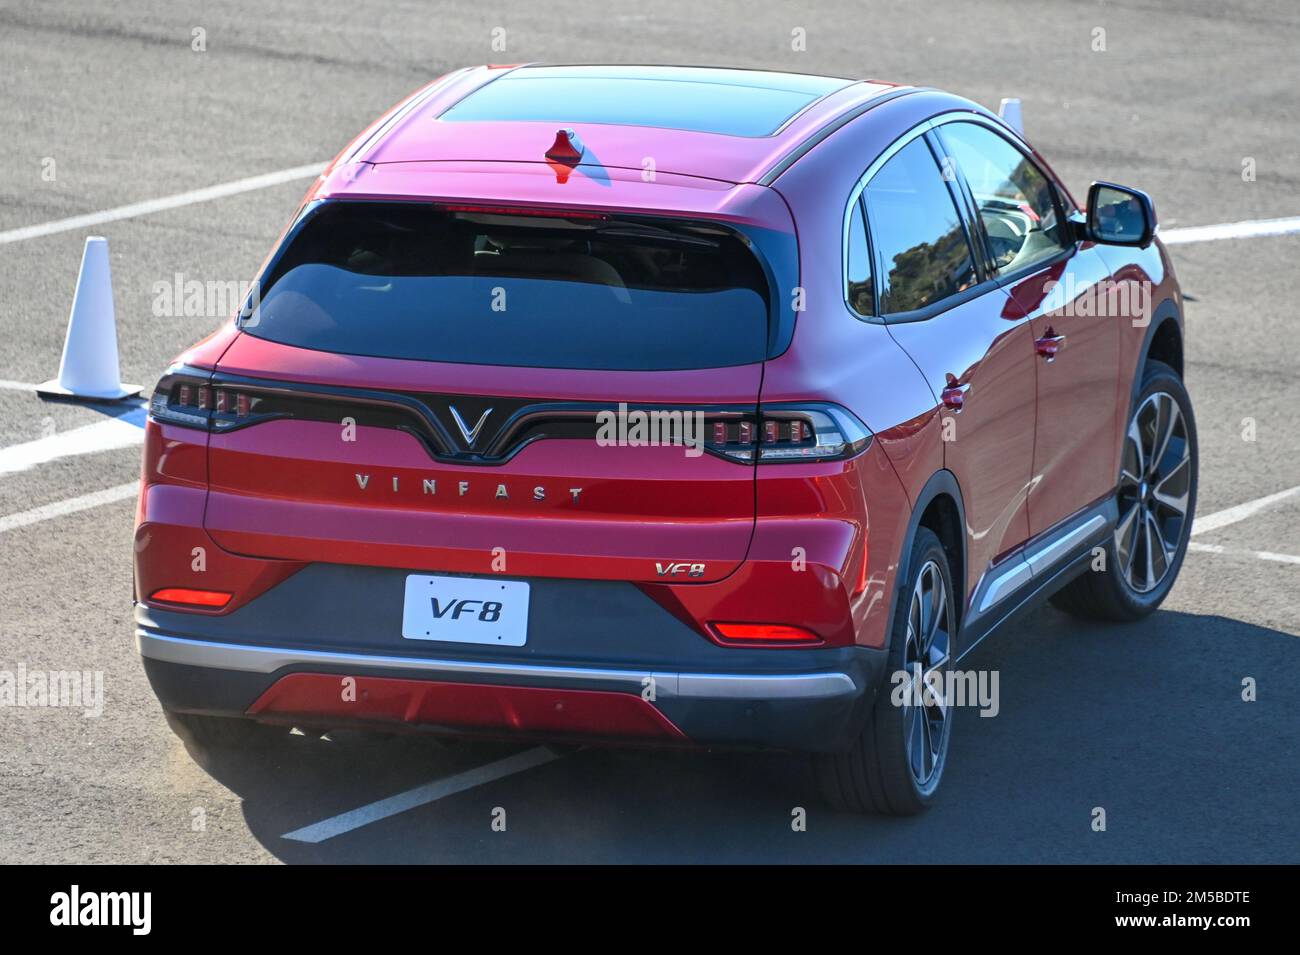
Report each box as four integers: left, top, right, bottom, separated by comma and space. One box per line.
846, 197, 875, 316
936, 122, 1070, 276
863, 137, 979, 315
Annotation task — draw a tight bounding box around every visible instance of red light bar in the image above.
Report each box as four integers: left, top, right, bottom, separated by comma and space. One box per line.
437, 203, 606, 220
710, 623, 822, 646
149, 588, 232, 610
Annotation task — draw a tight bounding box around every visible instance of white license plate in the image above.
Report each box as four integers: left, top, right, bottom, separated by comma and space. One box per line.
401, 575, 530, 647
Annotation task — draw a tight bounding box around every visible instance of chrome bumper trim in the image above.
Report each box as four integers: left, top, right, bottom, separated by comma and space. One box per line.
136, 630, 858, 701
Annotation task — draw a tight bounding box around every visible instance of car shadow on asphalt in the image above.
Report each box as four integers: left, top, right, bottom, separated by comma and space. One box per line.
183, 607, 1299, 863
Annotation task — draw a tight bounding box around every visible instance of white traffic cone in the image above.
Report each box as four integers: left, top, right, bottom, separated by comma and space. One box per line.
998, 97, 1024, 135
36, 236, 140, 401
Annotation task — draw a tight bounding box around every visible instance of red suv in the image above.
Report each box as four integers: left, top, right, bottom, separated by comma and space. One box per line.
135, 65, 1196, 814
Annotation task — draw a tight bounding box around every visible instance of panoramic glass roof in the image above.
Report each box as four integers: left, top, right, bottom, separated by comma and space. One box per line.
438, 65, 857, 137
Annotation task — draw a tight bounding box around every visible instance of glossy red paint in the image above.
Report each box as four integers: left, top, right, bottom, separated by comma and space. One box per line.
1003, 248, 1123, 538
885, 292, 1037, 600
204, 424, 758, 584
134, 419, 306, 614
135, 68, 1184, 762
246, 673, 686, 739
635, 442, 909, 648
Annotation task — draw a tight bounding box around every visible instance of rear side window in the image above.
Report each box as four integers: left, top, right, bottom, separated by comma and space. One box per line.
863, 137, 978, 315
243, 202, 772, 370
845, 198, 875, 317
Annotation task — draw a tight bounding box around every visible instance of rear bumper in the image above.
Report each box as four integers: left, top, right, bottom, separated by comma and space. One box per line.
135, 562, 887, 750
138, 626, 883, 752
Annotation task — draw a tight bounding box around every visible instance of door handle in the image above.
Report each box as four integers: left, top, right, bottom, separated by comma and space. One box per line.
1035, 328, 1066, 361
941, 374, 970, 412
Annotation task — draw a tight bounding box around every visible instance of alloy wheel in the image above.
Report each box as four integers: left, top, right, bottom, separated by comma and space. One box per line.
1115, 391, 1191, 594
902, 559, 952, 791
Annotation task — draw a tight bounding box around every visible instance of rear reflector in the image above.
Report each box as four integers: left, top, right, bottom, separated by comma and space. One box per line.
149, 588, 232, 610
248, 674, 686, 739
710, 623, 822, 646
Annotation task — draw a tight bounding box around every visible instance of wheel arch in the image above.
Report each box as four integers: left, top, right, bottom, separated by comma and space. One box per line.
1133, 298, 1184, 401
881, 470, 968, 659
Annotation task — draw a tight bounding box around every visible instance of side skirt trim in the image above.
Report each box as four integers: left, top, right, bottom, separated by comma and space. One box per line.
959, 502, 1115, 660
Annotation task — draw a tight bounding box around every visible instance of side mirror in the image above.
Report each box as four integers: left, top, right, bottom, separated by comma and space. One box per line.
1085, 181, 1157, 248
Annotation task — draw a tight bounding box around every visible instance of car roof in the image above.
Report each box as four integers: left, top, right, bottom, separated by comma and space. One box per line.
438, 65, 858, 137
340, 64, 906, 185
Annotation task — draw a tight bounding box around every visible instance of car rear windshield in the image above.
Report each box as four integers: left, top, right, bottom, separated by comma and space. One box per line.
242, 201, 773, 371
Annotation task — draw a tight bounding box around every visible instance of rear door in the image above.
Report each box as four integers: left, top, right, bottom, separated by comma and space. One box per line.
934, 120, 1121, 537
202, 202, 781, 584
858, 132, 1038, 603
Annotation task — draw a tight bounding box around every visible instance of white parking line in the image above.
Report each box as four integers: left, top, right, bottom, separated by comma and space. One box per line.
0, 380, 37, 391
1187, 542, 1300, 566
1161, 216, 1300, 245
0, 406, 147, 476
1191, 485, 1300, 536
0, 162, 325, 245
281, 746, 562, 844
0, 481, 138, 534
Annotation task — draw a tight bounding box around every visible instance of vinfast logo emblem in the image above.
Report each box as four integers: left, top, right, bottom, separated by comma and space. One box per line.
656, 561, 706, 578
449, 405, 493, 448
353, 473, 584, 504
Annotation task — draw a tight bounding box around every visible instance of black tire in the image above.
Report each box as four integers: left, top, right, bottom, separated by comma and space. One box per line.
163, 709, 279, 750
1051, 360, 1197, 621
815, 526, 955, 815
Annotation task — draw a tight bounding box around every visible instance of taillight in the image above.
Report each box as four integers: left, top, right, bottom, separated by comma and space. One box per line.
709, 623, 823, 646
149, 367, 264, 431
149, 370, 211, 429
705, 403, 871, 463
